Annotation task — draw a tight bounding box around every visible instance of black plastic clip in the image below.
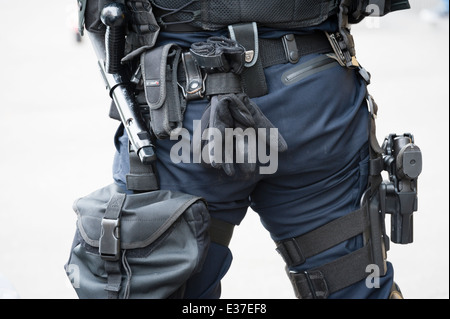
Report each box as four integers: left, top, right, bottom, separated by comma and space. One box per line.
99, 218, 121, 261
325, 32, 359, 68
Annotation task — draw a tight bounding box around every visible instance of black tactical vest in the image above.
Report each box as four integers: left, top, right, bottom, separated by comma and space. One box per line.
150, 0, 340, 30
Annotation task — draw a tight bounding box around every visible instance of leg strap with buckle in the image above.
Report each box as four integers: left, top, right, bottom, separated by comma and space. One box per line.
276, 204, 369, 268
277, 203, 376, 299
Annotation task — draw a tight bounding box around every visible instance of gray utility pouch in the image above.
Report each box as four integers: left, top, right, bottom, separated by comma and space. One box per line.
141, 43, 186, 139
65, 183, 210, 299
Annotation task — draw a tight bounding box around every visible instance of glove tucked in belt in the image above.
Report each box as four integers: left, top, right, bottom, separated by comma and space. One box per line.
191, 37, 288, 176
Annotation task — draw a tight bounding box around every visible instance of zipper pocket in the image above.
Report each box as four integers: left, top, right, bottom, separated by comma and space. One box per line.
282, 55, 339, 86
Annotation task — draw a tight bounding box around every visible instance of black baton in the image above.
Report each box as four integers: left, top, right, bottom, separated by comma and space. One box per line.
88, 3, 156, 165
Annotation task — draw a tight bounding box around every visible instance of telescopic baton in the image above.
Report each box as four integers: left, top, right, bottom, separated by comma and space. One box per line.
89, 2, 156, 165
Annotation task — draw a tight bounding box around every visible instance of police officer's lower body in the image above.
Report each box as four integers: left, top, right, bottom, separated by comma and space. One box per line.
112, 48, 396, 299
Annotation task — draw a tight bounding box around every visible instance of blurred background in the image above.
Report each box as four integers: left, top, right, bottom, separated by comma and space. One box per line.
0, 0, 448, 299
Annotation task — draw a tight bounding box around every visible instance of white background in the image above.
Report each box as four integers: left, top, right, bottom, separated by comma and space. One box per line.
0, 0, 448, 299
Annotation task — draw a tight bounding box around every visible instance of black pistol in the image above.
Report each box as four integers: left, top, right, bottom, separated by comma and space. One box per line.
380, 133, 422, 244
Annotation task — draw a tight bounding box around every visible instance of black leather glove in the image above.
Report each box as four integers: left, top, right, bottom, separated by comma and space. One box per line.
200, 93, 288, 176
192, 36, 288, 176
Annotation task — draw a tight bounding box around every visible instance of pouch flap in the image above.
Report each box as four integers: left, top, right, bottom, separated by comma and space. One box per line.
73, 184, 201, 250
141, 43, 180, 110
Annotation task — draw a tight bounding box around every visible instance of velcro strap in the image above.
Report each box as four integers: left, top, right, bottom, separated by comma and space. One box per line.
204, 73, 242, 96
288, 244, 373, 299
276, 204, 369, 267
209, 218, 235, 247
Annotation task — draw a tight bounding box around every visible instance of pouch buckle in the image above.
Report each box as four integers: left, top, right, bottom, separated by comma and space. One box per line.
100, 218, 121, 261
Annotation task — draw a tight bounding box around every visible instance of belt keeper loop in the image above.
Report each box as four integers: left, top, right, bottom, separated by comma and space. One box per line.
282, 34, 300, 64
277, 238, 306, 267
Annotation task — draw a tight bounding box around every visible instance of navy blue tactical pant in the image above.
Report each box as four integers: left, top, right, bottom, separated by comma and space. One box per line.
112, 51, 395, 299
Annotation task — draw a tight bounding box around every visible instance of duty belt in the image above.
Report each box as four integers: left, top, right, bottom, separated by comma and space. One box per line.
259, 32, 332, 67
109, 29, 333, 121
188, 27, 333, 99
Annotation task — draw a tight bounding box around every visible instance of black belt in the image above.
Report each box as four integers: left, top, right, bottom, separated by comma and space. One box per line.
259, 31, 333, 69
162, 27, 333, 68
109, 31, 333, 119
185, 30, 333, 99
240, 30, 332, 97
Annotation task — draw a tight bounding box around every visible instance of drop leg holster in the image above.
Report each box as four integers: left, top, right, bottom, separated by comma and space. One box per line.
276, 106, 387, 299
274, 2, 421, 299
276, 72, 421, 300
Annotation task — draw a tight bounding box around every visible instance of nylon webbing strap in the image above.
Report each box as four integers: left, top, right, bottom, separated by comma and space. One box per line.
278, 203, 374, 298
105, 260, 123, 299
258, 32, 332, 69
276, 204, 369, 268
101, 193, 127, 299
289, 244, 373, 299
209, 218, 235, 247
205, 73, 242, 96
